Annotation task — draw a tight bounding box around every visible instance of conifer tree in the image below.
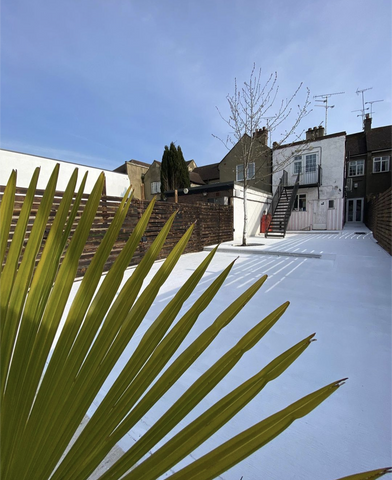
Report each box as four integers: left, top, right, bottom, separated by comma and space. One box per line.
175, 145, 191, 189
160, 142, 190, 193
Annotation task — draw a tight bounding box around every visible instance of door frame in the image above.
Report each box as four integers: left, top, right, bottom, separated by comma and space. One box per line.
346, 197, 364, 223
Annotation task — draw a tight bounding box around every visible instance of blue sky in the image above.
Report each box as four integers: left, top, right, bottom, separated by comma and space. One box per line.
1, 0, 391, 170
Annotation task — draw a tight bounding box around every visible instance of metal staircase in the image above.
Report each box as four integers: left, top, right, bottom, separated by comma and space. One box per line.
265, 171, 300, 238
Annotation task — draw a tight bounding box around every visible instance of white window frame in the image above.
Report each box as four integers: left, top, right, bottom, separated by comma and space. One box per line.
293, 193, 307, 211
305, 154, 317, 173
247, 162, 255, 180
236, 162, 255, 181
236, 164, 244, 181
293, 156, 302, 174
293, 153, 319, 175
328, 199, 335, 209
348, 159, 365, 177
373, 156, 390, 173
151, 181, 161, 194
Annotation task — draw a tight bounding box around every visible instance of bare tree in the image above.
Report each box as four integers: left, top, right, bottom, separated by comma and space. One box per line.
214, 65, 311, 245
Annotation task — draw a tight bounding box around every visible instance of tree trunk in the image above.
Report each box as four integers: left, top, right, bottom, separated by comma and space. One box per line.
242, 181, 248, 246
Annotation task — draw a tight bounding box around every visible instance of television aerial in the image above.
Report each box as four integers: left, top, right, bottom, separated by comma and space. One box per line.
313, 92, 345, 134
354, 87, 372, 122
365, 99, 384, 119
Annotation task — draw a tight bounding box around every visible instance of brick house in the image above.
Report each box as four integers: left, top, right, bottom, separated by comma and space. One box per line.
345, 115, 391, 223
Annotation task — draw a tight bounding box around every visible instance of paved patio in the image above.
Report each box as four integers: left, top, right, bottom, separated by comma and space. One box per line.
88, 223, 391, 479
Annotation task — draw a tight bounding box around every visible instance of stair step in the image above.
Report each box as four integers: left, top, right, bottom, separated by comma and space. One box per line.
266, 186, 297, 239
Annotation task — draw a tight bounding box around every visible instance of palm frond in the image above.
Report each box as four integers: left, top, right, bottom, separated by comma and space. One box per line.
1, 167, 386, 480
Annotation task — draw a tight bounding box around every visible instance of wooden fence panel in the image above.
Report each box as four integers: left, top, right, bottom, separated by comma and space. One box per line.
365, 187, 392, 255
1, 186, 233, 277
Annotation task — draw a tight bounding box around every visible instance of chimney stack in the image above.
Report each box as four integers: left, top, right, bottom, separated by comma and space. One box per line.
363, 113, 372, 132
253, 127, 268, 146
306, 125, 325, 140
317, 126, 325, 137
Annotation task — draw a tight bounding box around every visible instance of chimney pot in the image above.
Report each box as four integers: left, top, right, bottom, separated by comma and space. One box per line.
253, 127, 268, 145
306, 127, 316, 141
318, 126, 325, 137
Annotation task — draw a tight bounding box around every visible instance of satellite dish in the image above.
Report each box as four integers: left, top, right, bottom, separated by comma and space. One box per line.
183, 188, 189, 194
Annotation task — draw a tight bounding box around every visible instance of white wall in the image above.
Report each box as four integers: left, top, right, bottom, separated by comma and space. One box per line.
232, 184, 272, 242
287, 195, 344, 231
272, 134, 345, 230
0, 150, 130, 197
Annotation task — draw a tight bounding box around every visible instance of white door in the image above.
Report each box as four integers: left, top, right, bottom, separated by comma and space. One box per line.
313, 200, 327, 230
346, 198, 364, 222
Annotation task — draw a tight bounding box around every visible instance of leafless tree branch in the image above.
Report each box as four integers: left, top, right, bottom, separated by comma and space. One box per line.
214, 65, 312, 244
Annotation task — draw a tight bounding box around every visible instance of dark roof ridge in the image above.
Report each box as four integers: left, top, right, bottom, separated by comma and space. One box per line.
193, 162, 220, 170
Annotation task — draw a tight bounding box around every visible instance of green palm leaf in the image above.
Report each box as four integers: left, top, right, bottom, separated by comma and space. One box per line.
1, 167, 389, 480
335, 468, 392, 480
0, 169, 17, 264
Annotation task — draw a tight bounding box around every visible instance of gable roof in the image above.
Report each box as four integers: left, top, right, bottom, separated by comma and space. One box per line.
189, 171, 205, 185
192, 163, 220, 182
218, 134, 252, 164
113, 162, 127, 173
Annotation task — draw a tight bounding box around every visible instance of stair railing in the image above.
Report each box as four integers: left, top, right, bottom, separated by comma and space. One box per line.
283, 173, 300, 236
267, 170, 287, 218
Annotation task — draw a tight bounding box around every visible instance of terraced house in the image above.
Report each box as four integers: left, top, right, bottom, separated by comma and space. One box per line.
271, 126, 346, 235
345, 115, 391, 224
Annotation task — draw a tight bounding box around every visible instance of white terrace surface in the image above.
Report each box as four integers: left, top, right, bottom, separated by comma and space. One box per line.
80, 223, 391, 480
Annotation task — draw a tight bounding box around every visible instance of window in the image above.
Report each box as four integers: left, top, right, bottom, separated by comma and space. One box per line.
236, 164, 244, 181
328, 200, 335, 209
294, 193, 307, 211
293, 156, 302, 174
247, 162, 255, 179
348, 159, 365, 177
151, 181, 161, 194
236, 162, 255, 181
373, 156, 390, 173
305, 154, 317, 172
293, 153, 318, 175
